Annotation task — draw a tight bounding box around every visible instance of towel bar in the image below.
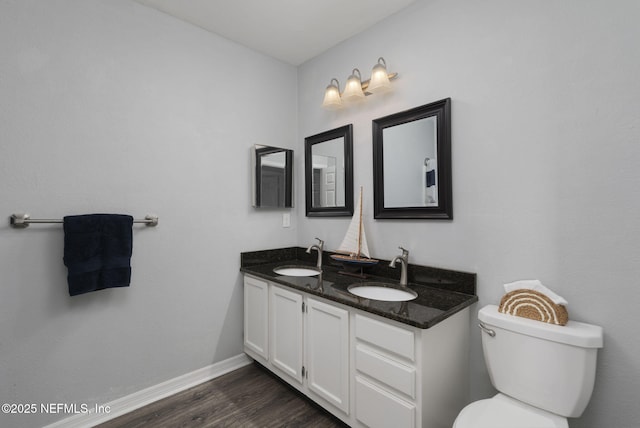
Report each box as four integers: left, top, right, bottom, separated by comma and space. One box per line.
9, 213, 159, 228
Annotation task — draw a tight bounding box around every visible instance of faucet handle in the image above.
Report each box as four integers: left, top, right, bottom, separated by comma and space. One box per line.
398, 246, 409, 257
315, 237, 324, 249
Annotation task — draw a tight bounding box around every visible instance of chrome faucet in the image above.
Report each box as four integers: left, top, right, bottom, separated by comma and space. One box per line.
389, 246, 409, 286
306, 237, 324, 270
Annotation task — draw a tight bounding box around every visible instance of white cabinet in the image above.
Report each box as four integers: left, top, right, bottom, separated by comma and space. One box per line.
243, 276, 269, 361
269, 284, 304, 384
244, 279, 350, 421
353, 310, 471, 428
269, 284, 350, 416
243, 274, 470, 428
305, 297, 349, 413
353, 314, 417, 427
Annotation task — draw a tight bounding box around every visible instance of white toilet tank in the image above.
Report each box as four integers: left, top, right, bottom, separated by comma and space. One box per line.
478, 305, 603, 418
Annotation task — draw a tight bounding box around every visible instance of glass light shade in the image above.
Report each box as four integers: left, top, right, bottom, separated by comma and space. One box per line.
342, 69, 365, 101
368, 62, 392, 93
322, 79, 342, 109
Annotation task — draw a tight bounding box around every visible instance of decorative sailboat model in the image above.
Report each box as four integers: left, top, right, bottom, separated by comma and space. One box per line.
330, 187, 378, 277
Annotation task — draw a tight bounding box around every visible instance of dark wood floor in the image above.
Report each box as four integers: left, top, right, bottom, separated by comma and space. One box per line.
96, 362, 348, 427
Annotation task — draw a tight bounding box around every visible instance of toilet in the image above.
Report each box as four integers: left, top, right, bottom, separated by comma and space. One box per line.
454, 305, 603, 428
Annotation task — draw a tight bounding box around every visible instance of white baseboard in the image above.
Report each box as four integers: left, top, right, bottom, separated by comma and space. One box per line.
44, 353, 252, 428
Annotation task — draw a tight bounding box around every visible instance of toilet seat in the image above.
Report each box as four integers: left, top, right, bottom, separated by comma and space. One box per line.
453, 394, 568, 428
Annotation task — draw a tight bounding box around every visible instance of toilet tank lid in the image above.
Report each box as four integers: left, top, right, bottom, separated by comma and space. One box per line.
479, 305, 603, 348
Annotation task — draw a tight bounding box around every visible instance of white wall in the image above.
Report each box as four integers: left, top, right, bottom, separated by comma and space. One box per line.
297, 1, 640, 427
0, 1, 297, 426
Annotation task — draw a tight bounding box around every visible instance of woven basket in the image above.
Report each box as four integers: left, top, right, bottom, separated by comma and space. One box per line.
498, 289, 569, 326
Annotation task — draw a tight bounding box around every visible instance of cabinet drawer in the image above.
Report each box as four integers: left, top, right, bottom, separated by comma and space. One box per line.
355, 314, 415, 361
355, 345, 415, 398
355, 376, 415, 428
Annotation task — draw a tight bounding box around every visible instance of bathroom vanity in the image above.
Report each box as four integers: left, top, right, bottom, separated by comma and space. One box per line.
240, 247, 477, 428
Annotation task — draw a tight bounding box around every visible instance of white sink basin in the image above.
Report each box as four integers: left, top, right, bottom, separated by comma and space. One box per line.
348, 282, 418, 302
273, 266, 321, 277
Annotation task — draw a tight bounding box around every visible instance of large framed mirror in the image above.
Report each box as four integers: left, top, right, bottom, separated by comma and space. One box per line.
251, 145, 293, 208
372, 98, 452, 219
305, 124, 354, 217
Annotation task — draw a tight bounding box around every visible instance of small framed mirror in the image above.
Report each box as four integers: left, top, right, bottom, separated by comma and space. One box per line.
251, 145, 293, 208
305, 125, 354, 217
372, 98, 452, 219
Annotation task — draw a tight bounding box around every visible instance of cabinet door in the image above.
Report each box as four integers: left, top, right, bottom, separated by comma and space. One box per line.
306, 297, 349, 414
270, 285, 304, 384
243, 276, 268, 360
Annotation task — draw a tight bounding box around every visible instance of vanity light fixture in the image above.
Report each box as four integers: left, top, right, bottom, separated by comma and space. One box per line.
322, 57, 398, 109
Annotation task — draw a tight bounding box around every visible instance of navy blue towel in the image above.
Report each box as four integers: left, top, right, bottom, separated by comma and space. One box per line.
63, 214, 133, 296
426, 170, 436, 187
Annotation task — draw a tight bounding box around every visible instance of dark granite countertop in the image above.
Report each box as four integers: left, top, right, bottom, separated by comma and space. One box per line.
241, 247, 478, 329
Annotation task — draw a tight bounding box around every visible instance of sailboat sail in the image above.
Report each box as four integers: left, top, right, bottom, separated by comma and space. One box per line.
336, 187, 370, 259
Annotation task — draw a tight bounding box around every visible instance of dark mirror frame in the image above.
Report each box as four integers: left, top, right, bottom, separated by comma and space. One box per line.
305, 124, 354, 217
372, 98, 452, 219
253, 145, 293, 208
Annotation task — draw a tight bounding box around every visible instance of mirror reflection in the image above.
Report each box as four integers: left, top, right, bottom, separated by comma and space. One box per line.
311, 137, 344, 208
251, 145, 293, 208
383, 116, 438, 207
305, 125, 353, 217
373, 98, 452, 219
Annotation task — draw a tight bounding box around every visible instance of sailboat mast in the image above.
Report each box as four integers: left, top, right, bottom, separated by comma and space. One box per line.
357, 187, 363, 258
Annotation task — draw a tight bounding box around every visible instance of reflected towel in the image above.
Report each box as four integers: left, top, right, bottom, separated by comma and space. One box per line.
426, 170, 436, 187
63, 214, 133, 296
